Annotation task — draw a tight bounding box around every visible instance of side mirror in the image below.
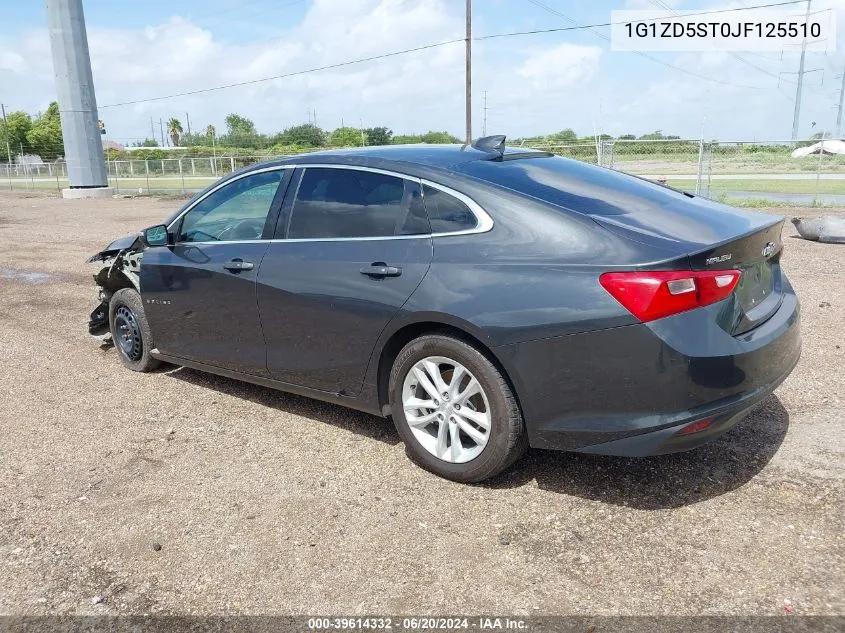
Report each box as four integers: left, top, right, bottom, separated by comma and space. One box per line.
141, 224, 169, 247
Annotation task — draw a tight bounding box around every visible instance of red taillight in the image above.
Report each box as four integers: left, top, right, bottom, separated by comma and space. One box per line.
599, 270, 741, 322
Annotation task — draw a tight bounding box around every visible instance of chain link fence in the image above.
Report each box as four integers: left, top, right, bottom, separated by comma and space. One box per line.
2, 140, 844, 207
528, 139, 845, 206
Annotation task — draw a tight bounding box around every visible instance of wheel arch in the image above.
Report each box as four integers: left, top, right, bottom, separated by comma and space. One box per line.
374, 316, 522, 417
94, 261, 140, 295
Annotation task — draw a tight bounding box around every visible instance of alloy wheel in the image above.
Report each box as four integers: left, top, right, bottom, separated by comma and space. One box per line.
401, 356, 492, 463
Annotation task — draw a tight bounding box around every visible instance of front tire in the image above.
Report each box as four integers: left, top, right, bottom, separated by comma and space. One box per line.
389, 334, 526, 483
108, 288, 160, 372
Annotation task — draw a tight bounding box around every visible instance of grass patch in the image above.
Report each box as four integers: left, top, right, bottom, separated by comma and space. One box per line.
712, 195, 835, 208
667, 178, 845, 194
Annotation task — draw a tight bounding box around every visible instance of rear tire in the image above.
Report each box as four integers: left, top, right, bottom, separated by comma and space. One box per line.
389, 334, 526, 483
108, 288, 160, 373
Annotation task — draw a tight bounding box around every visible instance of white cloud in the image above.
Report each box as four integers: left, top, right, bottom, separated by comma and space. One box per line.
0, 51, 27, 73
0, 0, 485, 141
517, 43, 602, 91
7, 0, 845, 142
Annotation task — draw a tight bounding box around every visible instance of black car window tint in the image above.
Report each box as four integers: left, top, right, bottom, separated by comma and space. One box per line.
179, 170, 282, 242
289, 168, 408, 239
397, 180, 430, 236
422, 185, 477, 233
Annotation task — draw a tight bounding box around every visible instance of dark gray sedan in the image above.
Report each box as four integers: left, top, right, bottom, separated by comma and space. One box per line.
87, 137, 801, 482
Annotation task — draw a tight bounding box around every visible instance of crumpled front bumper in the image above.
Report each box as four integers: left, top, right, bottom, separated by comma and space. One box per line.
89, 301, 109, 335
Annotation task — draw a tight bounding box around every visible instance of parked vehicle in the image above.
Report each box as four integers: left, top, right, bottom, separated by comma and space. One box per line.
88, 137, 801, 482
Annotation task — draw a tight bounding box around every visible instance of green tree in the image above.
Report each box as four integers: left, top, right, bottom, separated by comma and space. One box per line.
167, 117, 183, 147
206, 124, 216, 139
222, 114, 267, 148
546, 128, 578, 143
133, 138, 158, 147
618, 134, 636, 140
420, 130, 460, 144
330, 127, 364, 147
224, 113, 256, 136
26, 102, 63, 159
364, 126, 392, 146
279, 123, 326, 147
639, 130, 665, 140
0, 110, 33, 159
392, 134, 423, 144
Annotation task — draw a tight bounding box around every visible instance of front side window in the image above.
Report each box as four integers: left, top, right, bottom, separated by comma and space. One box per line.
422, 185, 477, 233
179, 170, 284, 242
288, 168, 426, 239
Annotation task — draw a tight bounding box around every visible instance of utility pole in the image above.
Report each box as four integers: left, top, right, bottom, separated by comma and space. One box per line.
159, 118, 165, 147
836, 70, 845, 138
465, 0, 472, 145
149, 117, 156, 143
185, 111, 191, 137
1, 104, 12, 164
45, 0, 108, 195
791, 0, 813, 142
482, 90, 488, 136
210, 127, 217, 176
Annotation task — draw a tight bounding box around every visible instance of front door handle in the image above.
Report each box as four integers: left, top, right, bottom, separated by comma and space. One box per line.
223, 258, 254, 273
360, 262, 402, 278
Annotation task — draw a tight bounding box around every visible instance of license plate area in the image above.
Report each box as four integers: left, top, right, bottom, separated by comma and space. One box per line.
732, 261, 782, 334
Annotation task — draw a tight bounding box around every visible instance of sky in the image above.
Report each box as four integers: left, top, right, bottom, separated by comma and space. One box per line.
2, 0, 845, 145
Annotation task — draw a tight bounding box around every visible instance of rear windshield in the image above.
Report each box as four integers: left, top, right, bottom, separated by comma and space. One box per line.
455, 155, 691, 216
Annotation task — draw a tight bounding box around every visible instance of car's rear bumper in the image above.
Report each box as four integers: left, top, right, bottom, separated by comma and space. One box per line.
495, 277, 801, 454
571, 349, 798, 456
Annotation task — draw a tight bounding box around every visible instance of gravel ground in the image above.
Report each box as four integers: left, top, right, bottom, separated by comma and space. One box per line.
0, 192, 842, 616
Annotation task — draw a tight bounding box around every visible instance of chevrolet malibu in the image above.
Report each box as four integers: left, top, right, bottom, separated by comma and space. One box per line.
87, 137, 801, 482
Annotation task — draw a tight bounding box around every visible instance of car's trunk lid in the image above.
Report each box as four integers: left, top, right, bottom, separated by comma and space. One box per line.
587, 199, 785, 335
687, 220, 784, 334
452, 156, 786, 333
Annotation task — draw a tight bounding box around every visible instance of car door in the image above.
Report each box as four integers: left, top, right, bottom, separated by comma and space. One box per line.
140, 167, 291, 376
257, 165, 433, 395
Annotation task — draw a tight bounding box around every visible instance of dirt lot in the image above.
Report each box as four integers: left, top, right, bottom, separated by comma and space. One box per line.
0, 192, 842, 616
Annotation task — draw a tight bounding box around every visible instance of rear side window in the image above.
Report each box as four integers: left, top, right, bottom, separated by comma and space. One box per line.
422, 185, 477, 233
455, 155, 690, 217
288, 168, 426, 239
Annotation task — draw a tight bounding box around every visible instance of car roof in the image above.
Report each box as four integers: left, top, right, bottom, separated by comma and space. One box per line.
253, 143, 551, 172
166, 142, 557, 225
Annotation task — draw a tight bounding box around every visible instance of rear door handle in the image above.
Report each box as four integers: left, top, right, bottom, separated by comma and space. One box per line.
360, 263, 402, 278
223, 259, 254, 272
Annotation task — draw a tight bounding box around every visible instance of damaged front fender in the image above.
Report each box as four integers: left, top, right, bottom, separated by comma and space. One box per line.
88, 234, 145, 335
86, 232, 143, 263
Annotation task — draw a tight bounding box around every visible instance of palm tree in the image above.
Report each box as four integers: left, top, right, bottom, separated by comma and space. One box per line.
167, 117, 183, 147
205, 124, 216, 139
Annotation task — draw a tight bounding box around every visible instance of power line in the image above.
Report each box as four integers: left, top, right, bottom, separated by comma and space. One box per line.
522, 0, 792, 91
99, 0, 808, 109
242, 0, 810, 54
99, 38, 465, 108
478, 0, 808, 41
645, 0, 801, 85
